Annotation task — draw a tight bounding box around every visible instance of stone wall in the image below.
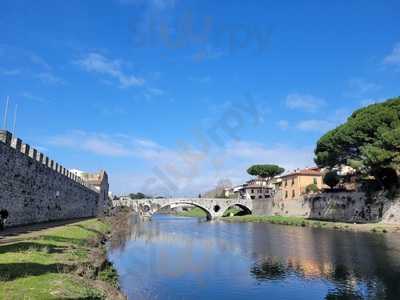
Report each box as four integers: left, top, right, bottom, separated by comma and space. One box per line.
263, 190, 397, 223
381, 200, 400, 223
252, 198, 273, 216
0, 130, 107, 228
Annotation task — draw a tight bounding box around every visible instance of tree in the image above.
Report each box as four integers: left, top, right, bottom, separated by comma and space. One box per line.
323, 171, 340, 189
315, 97, 400, 189
129, 192, 146, 199
305, 183, 319, 194
247, 164, 285, 179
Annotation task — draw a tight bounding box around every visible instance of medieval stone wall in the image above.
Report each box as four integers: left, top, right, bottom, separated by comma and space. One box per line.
264, 190, 397, 223
0, 130, 105, 228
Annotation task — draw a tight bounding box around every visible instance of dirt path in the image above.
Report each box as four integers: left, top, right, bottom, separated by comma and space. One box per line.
0, 217, 93, 245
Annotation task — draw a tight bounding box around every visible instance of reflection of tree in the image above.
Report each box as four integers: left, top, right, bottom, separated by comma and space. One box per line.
330, 264, 350, 282
109, 213, 400, 299
250, 258, 288, 280
324, 289, 363, 300
249, 224, 400, 299
109, 213, 141, 252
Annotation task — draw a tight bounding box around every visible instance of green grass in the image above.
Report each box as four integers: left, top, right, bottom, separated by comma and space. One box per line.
224, 215, 309, 225
222, 215, 387, 233
176, 207, 243, 218
222, 207, 242, 217
176, 207, 208, 217
0, 219, 112, 299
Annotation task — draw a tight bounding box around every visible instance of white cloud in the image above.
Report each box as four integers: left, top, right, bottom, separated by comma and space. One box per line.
192, 46, 224, 62
35, 72, 65, 85
296, 119, 335, 132
277, 120, 289, 130
142, 88, 166, 101
285, 93, 326, 112
223, 141, 314, 172
189, 75, 212, 83
48, 130, 315, 195
29, 53, 52, 70
347, 78, 381, 98
1, 68, 20, 76
143, 87, 166, 100
360, 97, 386, 107
118, 0, 176, 10
75, 53, 145, 88
49, 131, 135, 157
384, 43, 400, 66
20, 92, 47, 103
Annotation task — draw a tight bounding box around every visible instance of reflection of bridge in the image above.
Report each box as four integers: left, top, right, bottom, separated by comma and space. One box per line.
112, 197, 253, 220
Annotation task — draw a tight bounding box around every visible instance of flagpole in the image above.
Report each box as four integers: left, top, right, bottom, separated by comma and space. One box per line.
2, 96, 9, 130
12, 104, 18, 135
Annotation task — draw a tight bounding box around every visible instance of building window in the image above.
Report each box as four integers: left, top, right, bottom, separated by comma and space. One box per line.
313, 178, 317, 185
251, 189, 254, 193
251, 196, 255, 200
285, 180, 287, 187
291, 178, 295, 185
285, 191, 288, 198
259, 195, 262, 199
292, 190, 295, 198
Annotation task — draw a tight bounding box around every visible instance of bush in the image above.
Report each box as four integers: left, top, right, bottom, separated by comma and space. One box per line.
306, 183, 319, 194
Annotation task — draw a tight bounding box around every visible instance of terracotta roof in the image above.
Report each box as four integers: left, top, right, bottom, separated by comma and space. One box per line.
280, 168, 322, 178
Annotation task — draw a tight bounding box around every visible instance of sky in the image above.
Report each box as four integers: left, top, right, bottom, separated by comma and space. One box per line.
1, 0, 399, 196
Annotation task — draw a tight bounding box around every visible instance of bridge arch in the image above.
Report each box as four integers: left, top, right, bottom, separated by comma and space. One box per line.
155, 202, 213, 220
113, 197, 253, 220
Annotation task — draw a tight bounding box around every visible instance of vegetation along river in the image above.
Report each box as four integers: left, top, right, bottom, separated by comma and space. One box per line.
108, 214, 400, 300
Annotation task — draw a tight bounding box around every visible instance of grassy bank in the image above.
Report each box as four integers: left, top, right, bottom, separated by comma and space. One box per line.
176, 207, 242, 218
223, 215, 400, 234
176, 207, 207, 217
0, 218, 124, 299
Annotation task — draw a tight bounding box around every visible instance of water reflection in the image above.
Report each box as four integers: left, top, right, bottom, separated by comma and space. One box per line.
108, 214, 400, 300
249, 223, 400, 299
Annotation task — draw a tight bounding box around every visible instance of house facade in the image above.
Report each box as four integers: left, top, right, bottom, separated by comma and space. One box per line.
276, 168, 323, 200
235, 178, 275, 200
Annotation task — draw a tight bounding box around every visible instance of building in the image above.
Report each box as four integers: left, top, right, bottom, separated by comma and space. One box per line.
235, 177, 275, 200
277, 168, 323, 200
223, 187, 235, 198
70, 169, 110, 215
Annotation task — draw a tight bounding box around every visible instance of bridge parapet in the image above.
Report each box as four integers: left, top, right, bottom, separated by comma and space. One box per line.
112, 197, 253, 220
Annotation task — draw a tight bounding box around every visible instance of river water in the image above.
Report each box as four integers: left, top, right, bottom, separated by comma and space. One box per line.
108, 214, 400, 300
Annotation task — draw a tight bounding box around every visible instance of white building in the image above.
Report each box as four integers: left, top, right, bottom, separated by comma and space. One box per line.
235, 178, 275, 200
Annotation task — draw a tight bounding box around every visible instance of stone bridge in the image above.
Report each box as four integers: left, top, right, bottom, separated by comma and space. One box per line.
112, 197, 253, 220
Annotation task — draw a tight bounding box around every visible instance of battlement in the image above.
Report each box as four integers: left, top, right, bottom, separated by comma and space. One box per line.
0, 130, 98, 193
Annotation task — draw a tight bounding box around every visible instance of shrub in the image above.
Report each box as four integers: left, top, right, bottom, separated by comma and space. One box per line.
306, 183, 319, 194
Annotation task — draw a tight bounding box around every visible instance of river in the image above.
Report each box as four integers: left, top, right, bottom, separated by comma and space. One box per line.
108, 214, 400, 300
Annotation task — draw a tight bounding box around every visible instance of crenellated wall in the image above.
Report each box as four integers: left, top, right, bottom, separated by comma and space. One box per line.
0, 130, 108, 228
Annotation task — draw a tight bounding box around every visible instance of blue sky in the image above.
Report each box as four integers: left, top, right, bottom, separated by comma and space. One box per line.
1, 0, 399, 196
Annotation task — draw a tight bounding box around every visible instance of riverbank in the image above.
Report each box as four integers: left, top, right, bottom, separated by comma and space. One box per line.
223, 215, 400, 234
0, 217, 125, 299
176, 207, 241, 218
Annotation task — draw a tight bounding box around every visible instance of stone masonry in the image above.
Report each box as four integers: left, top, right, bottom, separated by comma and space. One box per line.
0, 130, 109, 228
267, 191, 398, 223
113, 197, 253, 220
